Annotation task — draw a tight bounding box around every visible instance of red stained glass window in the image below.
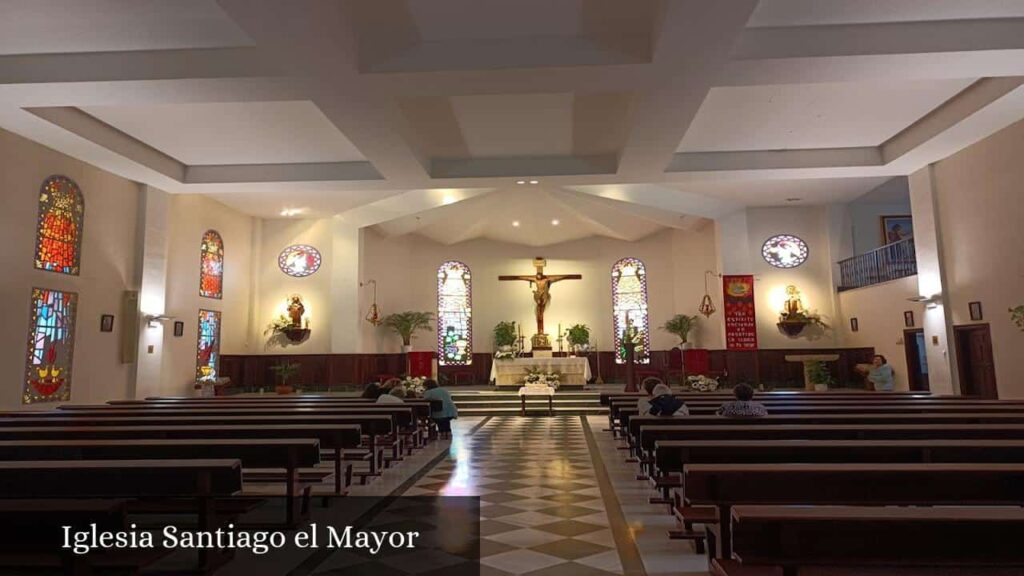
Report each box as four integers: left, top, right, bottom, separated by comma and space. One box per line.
199, 230, 224, 299
34, 175, 84, 275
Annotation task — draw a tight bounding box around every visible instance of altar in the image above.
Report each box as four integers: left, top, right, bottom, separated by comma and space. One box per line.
490, 357, 593, 388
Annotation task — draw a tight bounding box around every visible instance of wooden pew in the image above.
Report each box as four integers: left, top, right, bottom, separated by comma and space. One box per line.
0, 423, 360, 494
0, 413, 393, 476
723, 505, 1024, 576
683, 463, 1024, 559
0, 459, 242, 572
600, 390, 934, 405
0, 438, 319, 525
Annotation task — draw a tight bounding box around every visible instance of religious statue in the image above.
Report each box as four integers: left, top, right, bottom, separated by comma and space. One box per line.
287, 294, 305, 328
499, 257, 582, 349
782, 285, 805, 318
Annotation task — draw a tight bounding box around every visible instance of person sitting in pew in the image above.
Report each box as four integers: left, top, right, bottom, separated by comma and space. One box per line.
377, 386, 407, 404
638, 381, 690, 417
361, 382, 383, 399
717, 383, 768, 418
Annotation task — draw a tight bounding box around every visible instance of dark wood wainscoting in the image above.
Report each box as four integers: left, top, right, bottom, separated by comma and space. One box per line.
220, 347, 874, 392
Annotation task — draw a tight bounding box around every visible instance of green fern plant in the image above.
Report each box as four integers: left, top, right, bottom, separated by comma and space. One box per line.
660, 314, 698, 345
382, 311, 434, 346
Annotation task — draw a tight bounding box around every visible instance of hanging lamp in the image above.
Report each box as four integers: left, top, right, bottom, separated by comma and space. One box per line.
698, 271, 717, 318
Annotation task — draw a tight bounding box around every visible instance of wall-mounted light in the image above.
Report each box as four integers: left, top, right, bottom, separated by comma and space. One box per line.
361, 280, 382, 326
907, 294, 941, 309
144, 314, 174, 328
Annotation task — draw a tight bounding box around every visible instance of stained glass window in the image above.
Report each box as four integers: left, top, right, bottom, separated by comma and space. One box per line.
762, 234, 808, 269
612, 258, 650, 364
24, 287, 78, 404
34, 175, 84, 275
278, 245, 322, 277
437, 261, 472, 366
196, 309, 221, 381
199, 230, 224, 299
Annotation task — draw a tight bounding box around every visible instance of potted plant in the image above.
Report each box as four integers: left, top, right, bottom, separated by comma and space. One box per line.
777, 309, 827, 337
660, 314, 698, 349
807, 360, 835, 392
382, 311, 434, 352
494, 320, 517, 351
1011, 305, 1024, 331
269, 362, 300, 395
566, 323, 591, 355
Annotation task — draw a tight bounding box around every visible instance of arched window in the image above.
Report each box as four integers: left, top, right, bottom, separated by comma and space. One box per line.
612, 257, 650, 364
23, 287, 78, 404
196, 309, 221, 381
199, 230, 224, 299
34, 175, 84, 275
437, 261, 472, 365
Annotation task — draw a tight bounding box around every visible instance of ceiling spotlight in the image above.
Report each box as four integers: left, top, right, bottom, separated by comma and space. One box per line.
512, 221, 520, 227
280, 208, 303, 217
516, 180, 526, 185
529, 180, 539, 185
551, 219, 560, 226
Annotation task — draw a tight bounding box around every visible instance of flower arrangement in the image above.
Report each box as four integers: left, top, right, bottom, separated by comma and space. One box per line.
263, 314, 294, 336
686, 374, 719, 392
1011, 305, 1024, 331
524, 369, 560, 389
494, 348, 516, 360
401, 376, 427, 396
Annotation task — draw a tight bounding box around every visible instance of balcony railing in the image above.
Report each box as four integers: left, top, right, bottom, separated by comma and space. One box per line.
837, 237, 917, 291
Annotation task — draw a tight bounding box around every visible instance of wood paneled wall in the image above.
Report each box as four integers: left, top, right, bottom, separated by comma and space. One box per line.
220, 347, 875, 392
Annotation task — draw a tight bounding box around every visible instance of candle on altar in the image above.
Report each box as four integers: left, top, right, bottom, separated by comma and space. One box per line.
558, 322, 561, 336
517, 322, 522, 337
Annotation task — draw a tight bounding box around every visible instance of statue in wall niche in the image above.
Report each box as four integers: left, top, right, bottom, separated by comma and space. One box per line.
287, 294, 306, 328
783, 285, 806, 318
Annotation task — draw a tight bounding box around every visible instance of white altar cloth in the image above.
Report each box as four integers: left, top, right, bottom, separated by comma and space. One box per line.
517, 385, 556, 397
490, 357, 592, 387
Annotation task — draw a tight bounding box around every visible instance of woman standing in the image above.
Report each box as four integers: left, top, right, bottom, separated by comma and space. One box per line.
422, 379, 458, 439
867, 355, 895, 391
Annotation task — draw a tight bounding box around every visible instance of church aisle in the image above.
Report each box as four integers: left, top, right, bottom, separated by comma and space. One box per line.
404, 416, 635, 576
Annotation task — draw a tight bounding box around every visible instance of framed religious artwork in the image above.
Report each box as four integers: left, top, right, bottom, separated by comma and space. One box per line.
904, 310, 915, 328
100, 314, 114, 333
880, 215, 913, 245
969, 301, 984, 321
173, 321, 185, 337
850, 317, 859, 332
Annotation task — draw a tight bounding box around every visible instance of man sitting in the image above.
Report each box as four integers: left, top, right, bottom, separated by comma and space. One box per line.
637, 379, 689, 417
717, 383, 768, 418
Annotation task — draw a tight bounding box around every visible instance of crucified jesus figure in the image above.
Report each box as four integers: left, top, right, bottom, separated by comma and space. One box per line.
499, 257, 582, 336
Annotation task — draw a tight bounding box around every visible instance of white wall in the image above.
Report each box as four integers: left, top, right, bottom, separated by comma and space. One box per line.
0, 128, 140, 409
848, 178, 912, 255
930, 118, 1024, 397
838, 276, 925, 391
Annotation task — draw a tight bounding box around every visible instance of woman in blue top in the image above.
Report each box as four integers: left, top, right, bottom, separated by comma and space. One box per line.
868, 355, 895, 391
422, 379, 458, 439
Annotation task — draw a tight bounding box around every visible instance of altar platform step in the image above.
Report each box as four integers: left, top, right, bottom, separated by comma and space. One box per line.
449, 390, 606, 416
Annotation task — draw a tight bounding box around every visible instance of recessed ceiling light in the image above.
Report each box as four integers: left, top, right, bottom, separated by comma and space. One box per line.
512, 221, 520, 227
786, 197, 802, 202
280, 208, 303, 217
529, 180, 539, 185
551, 219, 560, 226
516, 180, 526, 185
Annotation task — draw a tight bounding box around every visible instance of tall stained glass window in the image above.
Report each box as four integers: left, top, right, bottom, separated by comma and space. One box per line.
34, 175, 84, 275
196, 309, 221, 381
199, 230, 224, 299
437, 261, 472, 366
24, 287, 78, 404
611, 257, 650, 364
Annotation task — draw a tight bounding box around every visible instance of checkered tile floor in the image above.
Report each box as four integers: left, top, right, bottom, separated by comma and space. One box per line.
404, 416, 624, 576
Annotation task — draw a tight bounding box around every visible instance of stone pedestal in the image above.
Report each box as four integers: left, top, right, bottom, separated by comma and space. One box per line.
785, 354, 840, 390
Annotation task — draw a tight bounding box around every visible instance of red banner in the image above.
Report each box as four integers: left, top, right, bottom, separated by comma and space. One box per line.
723, 275, 758, 350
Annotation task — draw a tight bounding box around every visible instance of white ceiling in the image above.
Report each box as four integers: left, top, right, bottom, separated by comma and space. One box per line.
1, 0, 1023, 245
0, 0, 251, 55
81, 101, 366, 165
678, 80, 976, 152
748, 0, 1024, 27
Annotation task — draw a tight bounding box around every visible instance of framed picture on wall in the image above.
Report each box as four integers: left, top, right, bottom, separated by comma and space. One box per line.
850, 317, 859, 332
173, 321, 185, 337
100, 314, 114, 333
880, 215, 913, 245
904, 310, 915, 328
969, 301, 984, 321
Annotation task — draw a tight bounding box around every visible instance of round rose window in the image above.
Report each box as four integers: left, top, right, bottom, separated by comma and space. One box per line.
278, 245, 322, 277
761, 235, 808, 269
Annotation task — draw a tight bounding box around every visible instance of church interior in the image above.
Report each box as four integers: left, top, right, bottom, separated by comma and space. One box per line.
3, 1, 1024, 575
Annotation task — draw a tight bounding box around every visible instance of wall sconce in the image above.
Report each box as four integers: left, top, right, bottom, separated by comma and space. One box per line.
144, 314, 174, 328
907, 294, 941, 309
361, 280, 382, 326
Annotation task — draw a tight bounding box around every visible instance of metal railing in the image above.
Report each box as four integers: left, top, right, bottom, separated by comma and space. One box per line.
837, 237, 917, 291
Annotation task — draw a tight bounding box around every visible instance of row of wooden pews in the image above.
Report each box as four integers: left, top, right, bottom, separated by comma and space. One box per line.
602, 390, 1024, 575
0, 394, 440, 574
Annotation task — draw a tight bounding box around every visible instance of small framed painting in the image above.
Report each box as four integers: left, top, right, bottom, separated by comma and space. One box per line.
904, 310, 915, 328
173, 321, 185, 337
969, 301, 984, 321
850, 317, 859, 332
880, 215, 913, 245
100, 314, 115, 333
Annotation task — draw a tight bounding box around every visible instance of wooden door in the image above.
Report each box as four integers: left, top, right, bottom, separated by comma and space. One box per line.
903, 329, 930, 392
955, 324, 999, 399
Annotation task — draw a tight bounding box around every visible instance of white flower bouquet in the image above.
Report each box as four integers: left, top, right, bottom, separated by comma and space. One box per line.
494, 348, 516, 360
686, 374, 719, 392
401, 376, 427, 396
524, 370, 560, 390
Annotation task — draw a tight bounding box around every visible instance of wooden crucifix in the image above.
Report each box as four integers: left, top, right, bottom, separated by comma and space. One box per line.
499, 257, 582, 348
